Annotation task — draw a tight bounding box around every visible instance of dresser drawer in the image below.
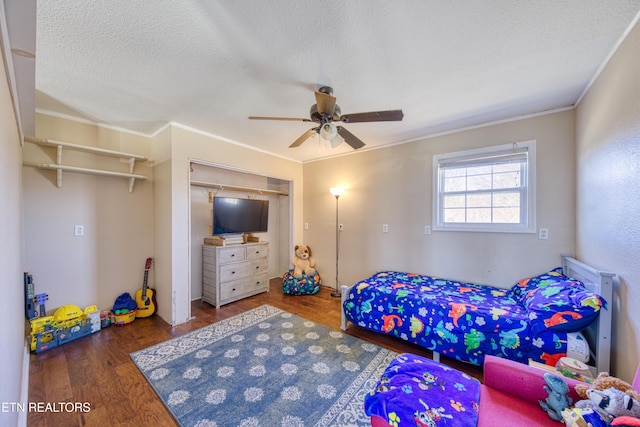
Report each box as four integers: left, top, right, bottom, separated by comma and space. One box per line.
245, 244, 268, 260
219, 258, 267, 282
218, 246, 246, 263
220, 274, 268, 301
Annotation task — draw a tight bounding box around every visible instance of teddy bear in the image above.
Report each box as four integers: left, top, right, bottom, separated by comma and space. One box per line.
575, 387, 640, 421
291, 244, 316, 278
539, 372, 573, 421
575, 372, 640, 402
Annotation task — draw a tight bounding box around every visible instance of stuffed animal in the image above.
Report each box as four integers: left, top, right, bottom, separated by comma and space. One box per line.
575, 372, 640, 402
611, 416, 640, 426
291, 244, 316, 278
539, 372, 573, 421
575, 387, 640, 421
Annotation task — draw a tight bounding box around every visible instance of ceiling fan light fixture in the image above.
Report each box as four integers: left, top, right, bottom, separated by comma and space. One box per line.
320, 122, 338, 140
249, 87, 402, 150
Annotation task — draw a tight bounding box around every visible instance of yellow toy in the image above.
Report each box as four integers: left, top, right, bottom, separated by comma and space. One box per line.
29, 316, 56, 351
30, 304, 101, 352
54, 304, 83, 323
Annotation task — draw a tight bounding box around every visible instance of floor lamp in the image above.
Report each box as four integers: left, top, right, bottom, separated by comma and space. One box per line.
329, 187, 344, 297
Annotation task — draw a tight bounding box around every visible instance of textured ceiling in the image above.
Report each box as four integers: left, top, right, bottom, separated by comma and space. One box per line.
35, 1, 640, 162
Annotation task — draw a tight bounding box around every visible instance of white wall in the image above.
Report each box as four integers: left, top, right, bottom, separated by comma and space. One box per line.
22, 115, 154, 313
303, 110, 576, 290
190, 186, 209, 300
151, 125, 173, 322
0, 44, 27, 427
576, 18, 640, 381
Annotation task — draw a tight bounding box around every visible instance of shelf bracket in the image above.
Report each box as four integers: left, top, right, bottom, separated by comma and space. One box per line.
128, 157, 137, 193
56, 145, 63, 188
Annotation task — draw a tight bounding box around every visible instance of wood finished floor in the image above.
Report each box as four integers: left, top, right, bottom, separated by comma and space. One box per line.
28, 279, 482, 427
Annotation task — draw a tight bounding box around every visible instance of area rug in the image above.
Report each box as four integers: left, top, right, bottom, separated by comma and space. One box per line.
130, 304, 398, 427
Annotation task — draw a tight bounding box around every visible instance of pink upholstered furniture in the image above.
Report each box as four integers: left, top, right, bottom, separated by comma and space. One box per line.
371, 355, 640, 427
476, 356, 583, 426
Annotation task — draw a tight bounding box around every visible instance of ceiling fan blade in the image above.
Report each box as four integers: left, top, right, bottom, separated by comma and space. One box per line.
339, 109, 404, 123
336, 126, 365, 149
289, 128, 318, 148
315, 91, 337, 116
249, 116, 312, 122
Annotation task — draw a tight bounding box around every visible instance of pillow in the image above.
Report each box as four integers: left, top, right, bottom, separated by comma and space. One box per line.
611, 416, 640, 427
523, 280, 607, 334
509, 267, 568, 303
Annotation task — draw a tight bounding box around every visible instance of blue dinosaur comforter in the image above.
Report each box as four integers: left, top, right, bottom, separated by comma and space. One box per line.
343, 269, 606, 367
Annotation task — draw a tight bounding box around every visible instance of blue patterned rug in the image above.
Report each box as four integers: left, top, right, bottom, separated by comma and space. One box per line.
130, 304, 397, 427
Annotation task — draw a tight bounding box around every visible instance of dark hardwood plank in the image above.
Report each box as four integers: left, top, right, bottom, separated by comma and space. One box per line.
28, 279, 482, 426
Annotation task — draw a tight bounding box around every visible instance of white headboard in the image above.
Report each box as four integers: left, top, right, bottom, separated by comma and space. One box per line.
562, 255, 615, 375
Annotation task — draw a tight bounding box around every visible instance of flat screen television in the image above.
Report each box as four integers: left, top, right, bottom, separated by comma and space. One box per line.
212, 197, 269, 235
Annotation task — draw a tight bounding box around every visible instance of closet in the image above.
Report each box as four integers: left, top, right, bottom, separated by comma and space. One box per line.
189, 161, 292, 301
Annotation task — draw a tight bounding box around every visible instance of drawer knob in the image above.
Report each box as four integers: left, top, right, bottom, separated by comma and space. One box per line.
231, 254, 235, 257
231, 271, 236, 274
232, 288, 236, 291
255, 266, 259, 270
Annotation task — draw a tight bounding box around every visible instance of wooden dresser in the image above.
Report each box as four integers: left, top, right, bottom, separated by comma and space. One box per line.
202, 242, 269, 308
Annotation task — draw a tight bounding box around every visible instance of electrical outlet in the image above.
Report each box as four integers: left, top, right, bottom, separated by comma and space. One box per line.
304, 222, 309, 230
424, 225, 431, 235
538, 228, 549, 240
382, 224, 389, 233
338, 223, 344, 231
74, 225, 84, 236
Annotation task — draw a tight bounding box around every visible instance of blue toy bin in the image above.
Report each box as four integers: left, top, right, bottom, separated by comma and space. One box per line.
282, 269, 321, 295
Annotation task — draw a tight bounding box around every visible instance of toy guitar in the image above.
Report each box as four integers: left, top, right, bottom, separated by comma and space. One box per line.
35, 293, 48, 318
135, 257, 157, 318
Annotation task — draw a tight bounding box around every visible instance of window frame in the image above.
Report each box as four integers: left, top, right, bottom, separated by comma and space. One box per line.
432, 140, 536, 233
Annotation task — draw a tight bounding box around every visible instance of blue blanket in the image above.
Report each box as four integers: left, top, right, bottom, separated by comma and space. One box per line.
365, 353, 480, 427
344, 269, 605, 367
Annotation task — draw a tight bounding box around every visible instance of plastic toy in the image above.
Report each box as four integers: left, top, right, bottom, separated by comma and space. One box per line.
539, 372, 573, 421
30, 304, 101, 353
111, 292, 137, 325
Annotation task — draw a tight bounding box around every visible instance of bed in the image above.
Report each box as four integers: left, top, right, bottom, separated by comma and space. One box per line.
341, 255, 614, 375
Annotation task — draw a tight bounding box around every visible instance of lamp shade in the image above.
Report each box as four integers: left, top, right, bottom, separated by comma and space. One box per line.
320, 123, 338, 140
329, 187, 344, 197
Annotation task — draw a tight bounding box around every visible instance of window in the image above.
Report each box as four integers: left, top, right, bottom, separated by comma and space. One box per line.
433, 140, 536, 233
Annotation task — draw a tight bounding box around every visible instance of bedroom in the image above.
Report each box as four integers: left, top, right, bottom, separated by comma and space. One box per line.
1, 1, 640, 426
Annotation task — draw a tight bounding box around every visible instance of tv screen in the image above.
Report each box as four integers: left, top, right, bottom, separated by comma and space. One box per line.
212, 197, 269, 235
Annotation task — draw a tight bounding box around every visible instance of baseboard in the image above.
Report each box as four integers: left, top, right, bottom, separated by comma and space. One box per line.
18, 340, 29, 427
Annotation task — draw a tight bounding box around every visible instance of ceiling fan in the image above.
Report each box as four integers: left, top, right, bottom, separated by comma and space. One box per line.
248, 86, 403, 149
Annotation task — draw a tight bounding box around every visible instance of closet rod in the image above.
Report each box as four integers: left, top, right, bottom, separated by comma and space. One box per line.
190, 180, 288, 196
